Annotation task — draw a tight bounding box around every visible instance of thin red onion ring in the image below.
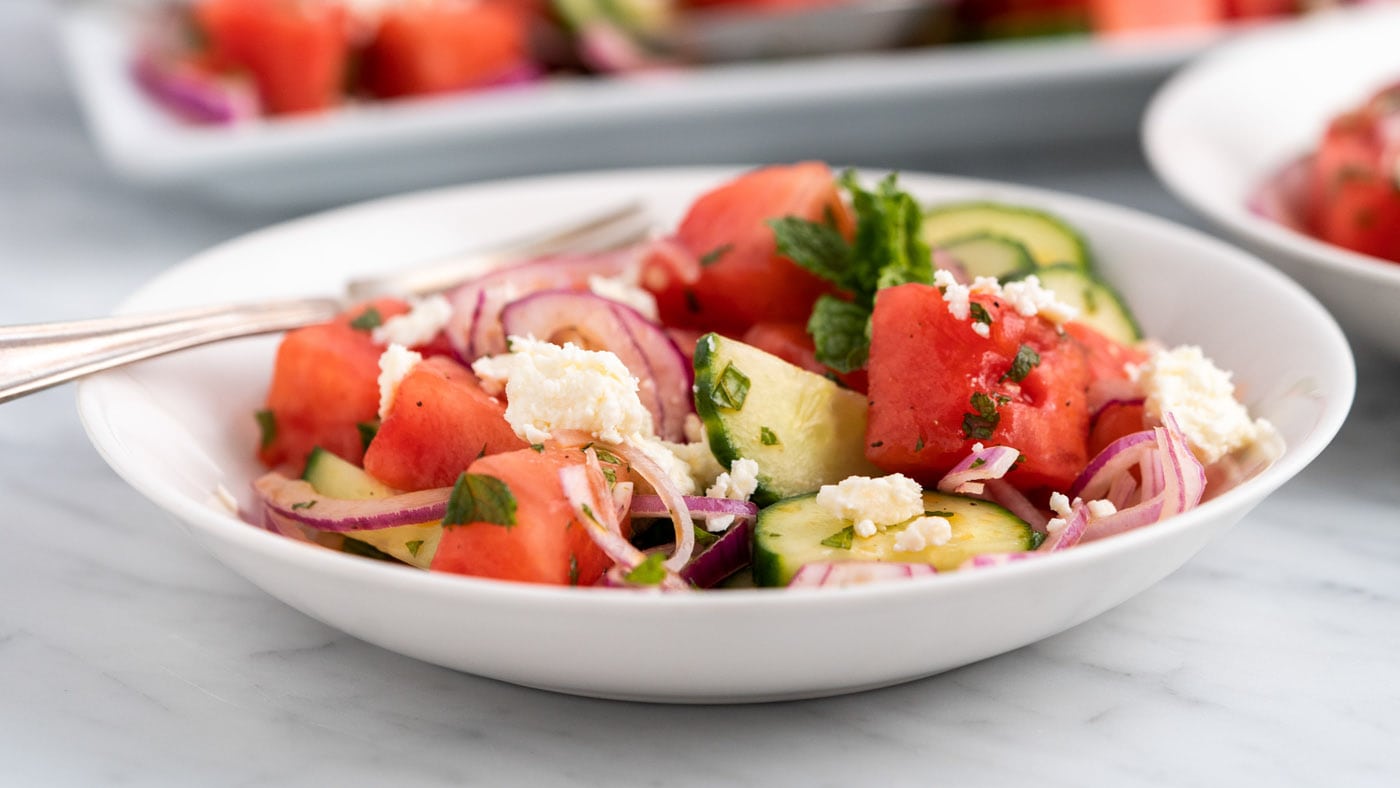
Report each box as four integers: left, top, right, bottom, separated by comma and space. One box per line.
937, 445, 1022, 494
253, 473, 449, 532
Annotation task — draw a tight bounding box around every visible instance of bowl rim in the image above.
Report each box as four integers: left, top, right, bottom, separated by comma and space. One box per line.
76, 165, 1356, 613
1142, 4, 1400, 289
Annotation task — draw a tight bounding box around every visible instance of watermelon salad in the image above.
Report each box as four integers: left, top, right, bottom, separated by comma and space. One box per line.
1251, 79, 1400, 264
246, 162, 1280, 590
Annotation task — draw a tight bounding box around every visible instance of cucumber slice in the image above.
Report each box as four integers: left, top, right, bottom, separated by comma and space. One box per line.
753, 491, 1038, 587
923, 202, 1091, 270
939, 232, 1036, 281
693, 333, 880, 506
1020, 263, 1142, 343
302, 447, 442, 569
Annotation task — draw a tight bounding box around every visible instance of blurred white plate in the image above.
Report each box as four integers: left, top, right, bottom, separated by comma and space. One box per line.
1144, 4, 1400, 355
77, 166, 1351, 703
61, 1, 1215, 209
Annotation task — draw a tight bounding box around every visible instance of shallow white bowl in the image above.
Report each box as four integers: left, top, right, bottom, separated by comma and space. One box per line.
1144, 5, 1400, 356
78, 167, 1352, 703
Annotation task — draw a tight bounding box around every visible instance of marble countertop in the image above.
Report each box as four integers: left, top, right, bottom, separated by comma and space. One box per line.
2, 2, 1398, 785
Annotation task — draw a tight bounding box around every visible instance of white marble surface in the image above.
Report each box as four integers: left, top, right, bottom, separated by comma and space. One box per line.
2, 2, 1399, 785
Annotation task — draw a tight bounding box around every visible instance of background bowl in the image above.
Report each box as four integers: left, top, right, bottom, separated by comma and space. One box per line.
1144, 4, 1400, 356
77, 167, 1352, 703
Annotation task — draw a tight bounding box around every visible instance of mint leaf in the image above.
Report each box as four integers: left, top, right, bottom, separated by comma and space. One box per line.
807, 296, 871, 373
969, 302, 993, 326
349, 307, 382, 332
821, 525, 855, 550
760, 426, 780, 446
357, 420, 380, 452
962, 392, 1001, 441
699, 244, 733, 267
1000, 344, 1041, 383
255, 409, 277, 450
770, 216, 855, 290
443, 473, 517, 527
406, 539, 424, 557
843, 171, 933, 294
625, 553, 668, 585
711, 362, 751, 411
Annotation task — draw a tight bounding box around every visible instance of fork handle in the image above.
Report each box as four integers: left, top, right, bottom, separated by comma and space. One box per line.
0, 298, 342, 403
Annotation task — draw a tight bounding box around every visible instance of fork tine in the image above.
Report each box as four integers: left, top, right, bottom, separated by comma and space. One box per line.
345, 201, 653, 301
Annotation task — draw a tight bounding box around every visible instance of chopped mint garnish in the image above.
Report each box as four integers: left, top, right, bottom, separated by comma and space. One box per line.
1001, 344, 1041, 384
443, 473, 517, 528
625, 553, 668, 585
592, 447, 624, 466
760, 426, 780, 446
530, 443, 545, 453
692, 526, 719, 548
255, 409, 277, 450
580, 503, 597, 523
291, 500, 316, 511
568, 554, 580, 586
925, 510, 955, 518
357, 420, 379, 452
699, 244, 733, 267
821, 525, 855, 550
712, 362, 751, 411
349, 307, 382, 332
915, 436, 925, 452
771, 171, 933, 373
405, 539, 424, 557
962, 392, 1001, 441
684, 290, 701, 314
969, 302, 993, 326
971, 457, 986, 468
602, 467, 617, 485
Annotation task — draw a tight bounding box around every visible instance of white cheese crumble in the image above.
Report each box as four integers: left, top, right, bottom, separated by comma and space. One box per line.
471, 336, 654, 445
637, 438, 699, 497
377, 344, 423, 421
588, 274, 659, 321
1138, 345, 1270, 464
662, 438, 724, 492
1046, 517, 1068, 534
816, 474, 925, 539
1049, 492, 1072, 519
707, 457, 760, 501
1088, 499, 1118, 519
931, 270, 1078, 330
372, 294, 452, 348
683, 413, 705, 443
892, 516, 953, 552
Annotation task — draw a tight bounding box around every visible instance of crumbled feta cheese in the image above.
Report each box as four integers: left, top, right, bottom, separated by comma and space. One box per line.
683, 413, 705, 444
1049, 491, 1072, 519
471, 337, 653, 445
636, 438, 699, 496
931, 270, 1077, 329
816, 474, 925, 539
1138, 345, 1270, 464
707, 458, 760, 501
377, 344, 423, 420
971, 321, 991, 339
1000, 275, 1078, 325
372, 294, 452, 348
662, 438, 724, 492
707, 514, 736, 532
588, 275, 659, 321
892, 516, 953, 552
1046, 517, 1068, 534
971, 442, 985, 453
1087, 499, 1117, 518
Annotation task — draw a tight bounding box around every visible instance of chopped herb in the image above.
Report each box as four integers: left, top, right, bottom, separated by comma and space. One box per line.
692, 526, 719, 548
529, 443, 545, 453
1082, 286, 1098, 313
349, 307, 382, 332
580, 503, 597, 524
342, 538, 398, 562
255, 409, 277, 450
821, 525, 855, 550
568, 554, 580, 586
962, 392, 1001, 441
357, 420, 380, 452
915, 436, 925, 452
291, 500, 316, 511
760, 426, 780, 446
971, 458, 986, 468
602, 467, 617, 485
711, 362, 751, 411
405, 540, 424, 557
969, 302, 993, 325
625, 553, 668, 585
1028, 530, 1046, 550
1001, 344, 1041, 383
684, 290, 701, 314
925, 510, 955, 518
592, 447, 623, 466
1014, 453, 1027, 467
443, 473, 517, 528
698, 244, 733, 267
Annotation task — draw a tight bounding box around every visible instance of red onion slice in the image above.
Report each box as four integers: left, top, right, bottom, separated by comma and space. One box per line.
132, 52, 260, 125
253, 473, 449, 532
1038, 501, 1090, 552
499, 290, 693, 441
444, 246, 644, 363
605, 440, 697, 571
937, 444, 1022, 495
983, 479, 1048, 534
628, 494, 757, 525
1069, 429, 1156, 500
788, 562, 937, 588
680, 517, 753, 589
958, 552, 1038, 570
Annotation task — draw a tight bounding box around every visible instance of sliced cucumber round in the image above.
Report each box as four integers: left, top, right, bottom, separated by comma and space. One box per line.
1016, 263, 1142, 344
753, 491, 1039, 587
939, 232, 1037, 281
302, 447, 442, 569
923, 202, 1092, 271
693, 333, 880, 506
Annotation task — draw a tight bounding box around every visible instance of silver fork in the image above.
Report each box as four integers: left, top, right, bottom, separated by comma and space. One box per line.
0, 201, 652, 404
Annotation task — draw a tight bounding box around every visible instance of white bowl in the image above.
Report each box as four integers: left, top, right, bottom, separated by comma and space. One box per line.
1144, 5, 1400, 356
77, 167, 1352, 703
